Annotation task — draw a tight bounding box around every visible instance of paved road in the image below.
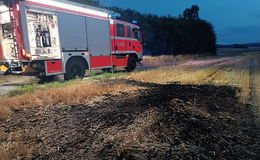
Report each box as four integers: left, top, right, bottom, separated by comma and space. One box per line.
0, 75, 37, 95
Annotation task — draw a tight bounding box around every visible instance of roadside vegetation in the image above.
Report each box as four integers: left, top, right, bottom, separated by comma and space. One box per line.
7, 80, 75, 97
3, 71, 128, 97
141, 54, 204, 66
0, 71, 133, 119
0, 54, 250, 118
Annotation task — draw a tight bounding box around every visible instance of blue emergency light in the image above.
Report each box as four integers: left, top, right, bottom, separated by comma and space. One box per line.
132, 20, 138, 24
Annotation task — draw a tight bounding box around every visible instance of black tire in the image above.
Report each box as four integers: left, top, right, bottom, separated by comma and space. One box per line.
126, 56, 137, 72
65, 58, 86, 80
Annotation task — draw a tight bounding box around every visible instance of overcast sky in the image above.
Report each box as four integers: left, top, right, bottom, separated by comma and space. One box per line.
100, 0, 260, 44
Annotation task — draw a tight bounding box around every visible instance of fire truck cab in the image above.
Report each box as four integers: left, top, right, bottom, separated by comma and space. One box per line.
0, 0, 143, 80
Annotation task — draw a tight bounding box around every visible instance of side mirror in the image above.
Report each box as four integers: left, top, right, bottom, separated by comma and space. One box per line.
140, 31, 144, 43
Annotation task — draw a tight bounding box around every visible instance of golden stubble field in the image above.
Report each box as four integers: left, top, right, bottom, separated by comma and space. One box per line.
128, 53, 251, 102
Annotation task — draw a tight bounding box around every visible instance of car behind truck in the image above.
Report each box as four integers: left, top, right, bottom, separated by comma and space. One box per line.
0, 0, 143, 80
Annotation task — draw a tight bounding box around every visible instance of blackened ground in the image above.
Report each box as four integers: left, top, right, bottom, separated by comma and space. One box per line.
0, 79, 259, 160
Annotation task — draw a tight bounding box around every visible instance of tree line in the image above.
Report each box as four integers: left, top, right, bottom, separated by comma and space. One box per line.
68, 0, 217, 55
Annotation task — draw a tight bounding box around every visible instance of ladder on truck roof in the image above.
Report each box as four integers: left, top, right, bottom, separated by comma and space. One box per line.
0, 0, 23, 74
9, 6, 19, 59
3, 0, 19, 59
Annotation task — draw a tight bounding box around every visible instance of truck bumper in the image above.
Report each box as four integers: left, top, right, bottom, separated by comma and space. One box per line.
0, 63, 36, 75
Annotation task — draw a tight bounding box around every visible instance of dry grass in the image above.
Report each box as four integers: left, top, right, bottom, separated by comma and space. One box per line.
0, 54, 251, 118
0, 82, 144, 159
125, 65, 220, 84
141, 54, 204, 66
0, 107, 11, 119
0, 130, 39, 160
207, 65, 250, 102
103, 109, 160, 156
124, 55, 251, 102
0, 82, 142, 119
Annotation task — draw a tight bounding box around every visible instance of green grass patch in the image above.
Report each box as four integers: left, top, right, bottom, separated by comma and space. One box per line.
7, 80, 74, 97
6, 71, 131, 97
87, 71, 129, 80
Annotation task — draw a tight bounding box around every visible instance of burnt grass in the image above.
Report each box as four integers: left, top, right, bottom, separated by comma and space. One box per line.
0, 79, 259, 159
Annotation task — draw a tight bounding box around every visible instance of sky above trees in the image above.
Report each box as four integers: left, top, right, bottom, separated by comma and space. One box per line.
100, 0, 260, 44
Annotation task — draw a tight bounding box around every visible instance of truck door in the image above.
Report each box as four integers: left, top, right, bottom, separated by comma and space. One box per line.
126, 25, 133, 51
133, 28, 143, 54
114, 23, 127, 52
58, 12, 87, 52
86, 18, 112, 69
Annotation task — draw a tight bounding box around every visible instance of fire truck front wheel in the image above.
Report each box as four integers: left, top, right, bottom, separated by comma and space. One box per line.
65, 58, 86, 80
126, 56, 137, 72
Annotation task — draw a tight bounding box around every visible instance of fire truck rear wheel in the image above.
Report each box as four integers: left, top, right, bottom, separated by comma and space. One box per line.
65, 58, 86, 80
126, 56, 137, 72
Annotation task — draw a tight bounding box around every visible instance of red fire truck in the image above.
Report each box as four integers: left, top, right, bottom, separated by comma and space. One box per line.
0, 0, 143, 80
